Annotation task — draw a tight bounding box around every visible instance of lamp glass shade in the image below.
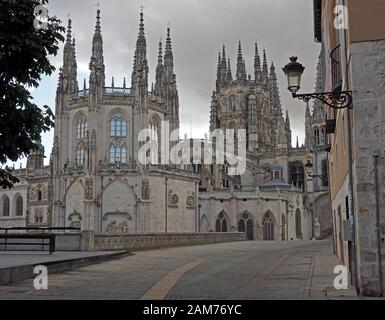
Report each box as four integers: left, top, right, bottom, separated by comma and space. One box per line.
287, 70, 302, 94
282, 57, 305, 95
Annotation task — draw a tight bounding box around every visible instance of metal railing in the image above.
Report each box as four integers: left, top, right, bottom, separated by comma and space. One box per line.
0, 227, 81, 255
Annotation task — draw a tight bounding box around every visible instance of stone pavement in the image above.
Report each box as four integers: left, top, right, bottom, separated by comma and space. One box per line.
0, 240, 361, 300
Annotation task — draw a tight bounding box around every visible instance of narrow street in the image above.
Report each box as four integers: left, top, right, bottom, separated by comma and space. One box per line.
0, 240, 358, 300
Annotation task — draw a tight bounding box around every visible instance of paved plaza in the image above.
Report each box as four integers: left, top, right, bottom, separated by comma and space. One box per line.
0, 240, 359, 300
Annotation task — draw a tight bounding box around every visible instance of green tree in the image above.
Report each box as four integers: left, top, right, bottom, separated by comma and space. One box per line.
0, 0, 64, 189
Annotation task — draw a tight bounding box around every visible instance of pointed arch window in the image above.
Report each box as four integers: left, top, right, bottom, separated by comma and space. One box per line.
215, 211, 228, 232
77, 116, 87, 139
2, 195, 10, 217
295, 209, 302, 239
15, 194, 23, 216
149, 117, 160, 164
110, 113, 127, 137
228, 95, 236, 113
263, 211, 275, 240
76, 145, 85, 165
110, 139, 127, 163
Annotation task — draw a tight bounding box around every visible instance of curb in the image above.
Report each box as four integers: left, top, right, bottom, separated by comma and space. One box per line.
0, 251, 130, 286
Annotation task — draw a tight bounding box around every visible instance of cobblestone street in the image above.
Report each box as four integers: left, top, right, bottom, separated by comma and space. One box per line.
0, 240, 360, 300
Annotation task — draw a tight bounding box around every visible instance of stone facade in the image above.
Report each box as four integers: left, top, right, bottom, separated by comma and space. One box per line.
350, 39, 385, 296
197, 44, 331, 240
0, 9, 331, 245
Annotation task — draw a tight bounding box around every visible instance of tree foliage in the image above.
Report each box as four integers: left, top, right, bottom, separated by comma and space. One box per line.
0, 0, 64, 189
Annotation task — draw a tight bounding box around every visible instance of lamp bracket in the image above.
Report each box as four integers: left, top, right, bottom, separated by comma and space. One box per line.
293, 90, 353, 109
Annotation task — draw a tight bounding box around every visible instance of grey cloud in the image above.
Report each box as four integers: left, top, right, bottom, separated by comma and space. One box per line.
49, 0, 319, 142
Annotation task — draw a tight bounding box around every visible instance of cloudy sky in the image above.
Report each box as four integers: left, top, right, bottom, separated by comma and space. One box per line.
15, 0, 320, 166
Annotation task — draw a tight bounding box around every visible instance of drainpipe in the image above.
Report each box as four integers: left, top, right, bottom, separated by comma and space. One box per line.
342, 0, 358, 290
373, 152, 383, 296
326, 152, 336, 253
165, 177, 168, 232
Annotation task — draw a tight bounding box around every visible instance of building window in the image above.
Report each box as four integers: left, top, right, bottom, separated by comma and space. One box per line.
289, 161, 305, 189
263, 211, 275, 240
110, 140, 127, 163
15, 195, 23, 216
228, 95, 235, 113
295, 209, 302, 239
215, 211, 228, 232
248, 95, 257, 125
321, 159, 329, 187
76, 146, 84, 165
238, 212, 254, 240
110, 113, 127, 137
76, 116, 87, 139
149, 117, 160, 164
2, 195, 10, 216
314, 127, 320, 145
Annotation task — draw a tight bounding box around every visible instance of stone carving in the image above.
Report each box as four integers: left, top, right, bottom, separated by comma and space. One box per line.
141, 180, 150, 200
84, 177, 93, 200
168, 190, 179, 207
52, 136, 59, 155
186, 192, 196, 209
106, 220, 129, 234
68, 210, 82, 229
91, 130, 97, 150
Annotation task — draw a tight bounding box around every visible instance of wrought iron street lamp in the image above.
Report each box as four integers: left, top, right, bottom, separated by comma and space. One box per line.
282, 57, 353, 109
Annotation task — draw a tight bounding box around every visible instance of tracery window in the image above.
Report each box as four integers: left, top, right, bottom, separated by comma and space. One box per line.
110, 139, 127, 163
76, 145, 85, 165
77, 116, 87, 139
110, 113, 127, 137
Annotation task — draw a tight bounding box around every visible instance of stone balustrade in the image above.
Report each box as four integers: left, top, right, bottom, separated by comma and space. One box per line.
89, 232, 246, 251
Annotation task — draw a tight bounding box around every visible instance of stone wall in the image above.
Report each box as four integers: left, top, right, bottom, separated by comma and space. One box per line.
351, 39, 385, 296
92, 232, 246, 251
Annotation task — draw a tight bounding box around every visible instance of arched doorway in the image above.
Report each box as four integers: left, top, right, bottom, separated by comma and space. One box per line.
295, 209, 302, 239
215, 210, 228, 232
263, 211, 275, 240
281, 214, 286, 241
238, 212, 254, 240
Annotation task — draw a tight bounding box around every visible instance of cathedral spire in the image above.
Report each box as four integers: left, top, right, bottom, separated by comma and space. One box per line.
269, 62, 283, 121
66, 18, 72, 45
164, 26, 174, 80
154, 41, 165, 98
227, 58, 233, 82
221, 45, 227, 84
262, 49, 269, 82
312, 50, 325, 121
209, 91, 218, 132
163, 25, 179, 131
254, 42, 262, 82
216, 52, 222, 87
89, 8, 105, 98
61, 18, 78, 96
158, 40, 163, 65
236, 41, 246, 81
285, 110, 290, 126
131, 10, 148, 96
